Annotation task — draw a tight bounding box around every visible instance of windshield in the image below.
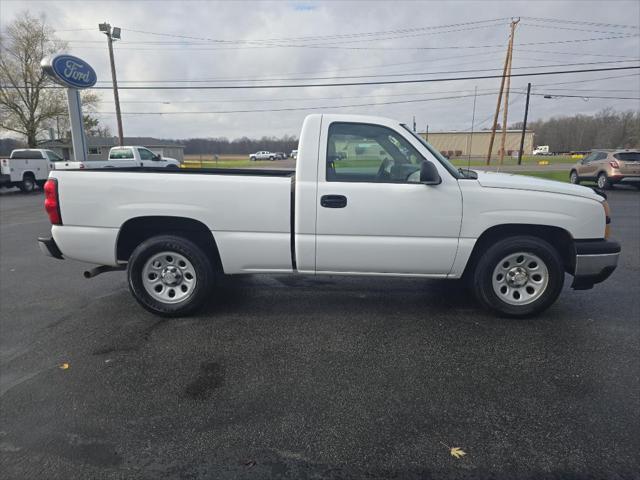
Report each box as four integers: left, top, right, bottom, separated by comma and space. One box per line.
400, 125, 461, 179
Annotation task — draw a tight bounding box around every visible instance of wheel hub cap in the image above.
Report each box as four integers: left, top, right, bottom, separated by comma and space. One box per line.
161, 265, 182, 285
492, 252, 549, 306
507, 267, 528, 287
142, 251, 197, 304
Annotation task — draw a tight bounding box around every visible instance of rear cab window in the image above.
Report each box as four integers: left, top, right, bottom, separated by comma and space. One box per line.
109, 148, 134, 160
10, 150, 44, 159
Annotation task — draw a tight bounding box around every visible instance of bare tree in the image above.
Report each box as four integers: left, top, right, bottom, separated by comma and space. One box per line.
0, 11, 100, 146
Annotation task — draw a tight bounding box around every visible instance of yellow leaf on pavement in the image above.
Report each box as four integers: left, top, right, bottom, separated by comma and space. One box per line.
450, 447, 466, 459
59, 363, 70, 370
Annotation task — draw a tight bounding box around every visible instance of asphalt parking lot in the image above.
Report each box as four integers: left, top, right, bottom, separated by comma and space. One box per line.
1, 187, 638, 479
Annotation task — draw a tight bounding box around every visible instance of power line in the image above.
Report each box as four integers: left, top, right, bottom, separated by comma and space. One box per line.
115, 87, 502, 104
92, 90, 640, 116
63, 22, 507, 47
93, 59, 640, 84
93, 91, 501, 115
521, 16, 640, 30
531, 93, 639, 100
534, 71, 640, 87
6, 66, 639, 91
121, 18, 510, 45
71, 65, 640, 90
64, 33, 640, 52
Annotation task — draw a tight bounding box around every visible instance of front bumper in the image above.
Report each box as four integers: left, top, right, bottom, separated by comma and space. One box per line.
571, 239, 620, 290
38, 236, 64, 260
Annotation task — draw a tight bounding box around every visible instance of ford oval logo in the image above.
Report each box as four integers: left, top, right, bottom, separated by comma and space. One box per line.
41, 54, 97, 89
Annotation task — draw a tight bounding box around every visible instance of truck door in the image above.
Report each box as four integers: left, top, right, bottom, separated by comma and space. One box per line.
314, 120, 463, 276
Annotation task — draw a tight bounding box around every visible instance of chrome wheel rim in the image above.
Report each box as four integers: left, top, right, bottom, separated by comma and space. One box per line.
598, 175, 607, 188
492, 252, 549, 306
570, 172, 578, 183
142, 251, 196, 304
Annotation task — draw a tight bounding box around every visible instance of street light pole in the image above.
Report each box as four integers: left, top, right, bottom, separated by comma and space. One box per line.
99, 22, 124, 146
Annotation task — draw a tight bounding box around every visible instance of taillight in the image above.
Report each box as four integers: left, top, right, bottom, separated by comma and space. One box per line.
1, 159, 7, 166
609, 160, 620, 169
44, 178, 62, 225
603, 201, 611, 239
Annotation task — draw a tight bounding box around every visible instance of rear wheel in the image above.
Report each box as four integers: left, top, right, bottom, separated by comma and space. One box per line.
472, 236, 564, 318
269, 156, 275, 161
128, 235, 214, 317
597, 172, 610, 189
569, 170, 580, 184
19, 175, 35, 193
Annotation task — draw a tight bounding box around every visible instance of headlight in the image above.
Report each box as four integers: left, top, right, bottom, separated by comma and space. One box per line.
603, 201, 611, 239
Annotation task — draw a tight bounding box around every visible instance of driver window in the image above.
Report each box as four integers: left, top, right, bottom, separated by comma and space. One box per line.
326, 122, 422, 183
138, 148, 155, 160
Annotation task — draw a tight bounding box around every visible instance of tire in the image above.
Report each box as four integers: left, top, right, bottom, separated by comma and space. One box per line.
569, 170, 580, 184
269, 156, 274, 161
597, 172, 610, 189
127, 235, 214, 317
471, 236, 565, 318
250, 157, 256, 161
19, 175, 35, 193
165, 164, 179, 169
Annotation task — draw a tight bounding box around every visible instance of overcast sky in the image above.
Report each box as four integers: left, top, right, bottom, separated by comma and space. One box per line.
1, 0, 639, 140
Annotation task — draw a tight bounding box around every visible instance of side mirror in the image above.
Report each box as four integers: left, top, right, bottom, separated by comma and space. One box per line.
153, 154, 161, 161
419, 160, 441, 185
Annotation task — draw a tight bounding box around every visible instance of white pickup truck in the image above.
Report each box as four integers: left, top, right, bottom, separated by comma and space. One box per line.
54, 146, 181, 170
38, 114, 620, 318
249, 151, 276, 161
0, 149, 64, 192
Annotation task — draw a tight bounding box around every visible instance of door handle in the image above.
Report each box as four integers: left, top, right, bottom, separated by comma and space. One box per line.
320, 194, 347, 208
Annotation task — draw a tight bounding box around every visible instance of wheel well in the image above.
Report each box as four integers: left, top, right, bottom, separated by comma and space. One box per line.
116, 216, 223, 271
462, 224, 575, 278
23, 171, 35, 180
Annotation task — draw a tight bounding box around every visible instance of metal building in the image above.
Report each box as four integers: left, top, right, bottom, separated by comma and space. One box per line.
420, 130, 534, 158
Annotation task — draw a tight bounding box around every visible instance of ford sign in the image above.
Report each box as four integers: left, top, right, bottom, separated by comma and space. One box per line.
41, 54, 97, 89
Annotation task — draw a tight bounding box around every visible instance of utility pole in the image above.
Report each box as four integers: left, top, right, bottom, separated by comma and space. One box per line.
517, 82, 532, 165
498, 24, 517, 166
486, 18, 519, 165
467, 86, 478, 169
99, 22, 124, 146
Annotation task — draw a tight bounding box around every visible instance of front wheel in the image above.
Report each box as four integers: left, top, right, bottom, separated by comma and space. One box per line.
128, 235, 214, 317
472, 236, 564, 318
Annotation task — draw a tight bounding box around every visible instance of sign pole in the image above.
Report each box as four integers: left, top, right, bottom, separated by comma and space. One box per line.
41, 54, 97, 163
66, 88, 88, 163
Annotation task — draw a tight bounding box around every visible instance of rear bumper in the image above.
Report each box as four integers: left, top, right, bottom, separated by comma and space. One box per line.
0, 174, 11, 186
609, 174, 640, 183
38, 236, 64, 260
571, 239, 620, 290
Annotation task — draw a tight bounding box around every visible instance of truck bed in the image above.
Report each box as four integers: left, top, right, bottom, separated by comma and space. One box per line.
50, 168, 295, 273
